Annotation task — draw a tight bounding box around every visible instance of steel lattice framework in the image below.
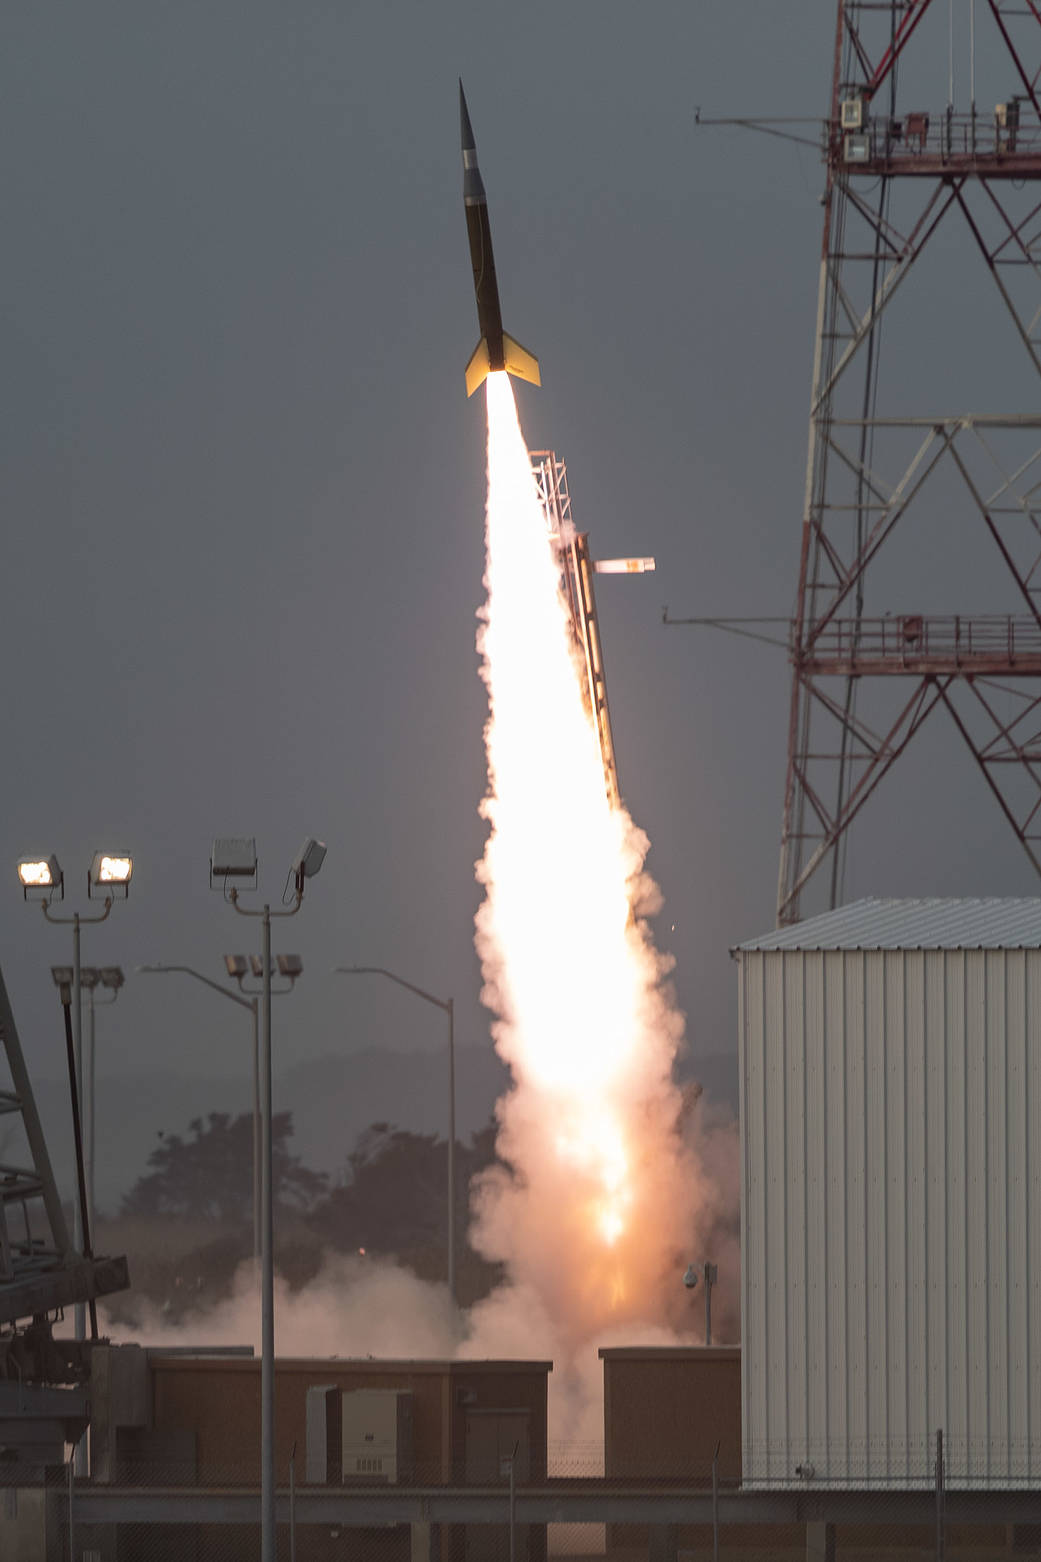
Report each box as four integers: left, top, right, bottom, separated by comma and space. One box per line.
777, 0, 1041, 923
531, 450, 622, 806
0, 963, 128, 1330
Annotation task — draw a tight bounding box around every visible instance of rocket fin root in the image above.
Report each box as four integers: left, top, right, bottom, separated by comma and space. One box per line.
465, 335, 542, 397
502, 333, 541, 388
466, 339, 492, 397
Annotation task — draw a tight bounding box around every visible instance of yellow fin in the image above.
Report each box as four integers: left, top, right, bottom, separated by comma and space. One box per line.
465, 339, 491, 397
502, 333, 541, 388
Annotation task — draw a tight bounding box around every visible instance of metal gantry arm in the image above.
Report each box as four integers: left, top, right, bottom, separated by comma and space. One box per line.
529, 450, 640, 809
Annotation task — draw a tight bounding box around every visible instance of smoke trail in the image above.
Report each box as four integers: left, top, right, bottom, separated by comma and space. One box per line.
94, 374, 739, 1486
471, 374, 701, 1355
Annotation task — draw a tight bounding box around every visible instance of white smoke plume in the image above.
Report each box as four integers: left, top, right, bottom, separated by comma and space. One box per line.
103, 1254, 461, 1360
97, 372, 741, 1472
468, 373, 711, 1366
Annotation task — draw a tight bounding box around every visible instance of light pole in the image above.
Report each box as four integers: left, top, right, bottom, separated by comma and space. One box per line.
138, 961, 279, 1268
334, 965, 456, 1303
211, 835, 326, 1562
224, 953, 304, 1269
75, 964, 124, 1241
18, 851, 133, 1351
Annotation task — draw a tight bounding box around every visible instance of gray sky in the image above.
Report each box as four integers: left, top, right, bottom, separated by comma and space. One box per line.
2, 2, 1035, 1185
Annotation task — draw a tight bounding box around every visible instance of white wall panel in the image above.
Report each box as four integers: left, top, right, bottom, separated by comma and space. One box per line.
804, 953, 828, 1475
738, 942, 1041, 1488
904, 950, 927, 1483
823, 951, 848, 1481
1027, 955, 1041, 1482
883, 951, 906, 1478
1006, 953, 1028, 1481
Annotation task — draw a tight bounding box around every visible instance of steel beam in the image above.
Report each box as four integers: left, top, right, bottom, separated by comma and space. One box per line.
70, 1482, 1041, 1527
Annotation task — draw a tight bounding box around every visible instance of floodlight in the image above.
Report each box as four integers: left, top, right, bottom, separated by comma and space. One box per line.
18, 855, 63, 900
276, 954, 303, 978
88, 852, 133, 900
79, 967, 101, 990
211, 838, 258, 889
224, 954, 249, 978
249, 955, 266, 978
50, 967, 72, 1004
292, 838, 327, 890
100, 967, 125, 991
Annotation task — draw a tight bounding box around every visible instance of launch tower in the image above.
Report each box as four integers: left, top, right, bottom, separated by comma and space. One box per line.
777, 0, 1041, 923
531, 450, 655, 810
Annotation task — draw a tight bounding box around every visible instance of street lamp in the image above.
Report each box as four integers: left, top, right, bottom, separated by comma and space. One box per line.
18, 849, 134, 1352
212, 835, 326, 1562
72, 964, 125, 1240
334, 965, 456, 1303
137, 960, 301, 1267
227, 953, 305, 1265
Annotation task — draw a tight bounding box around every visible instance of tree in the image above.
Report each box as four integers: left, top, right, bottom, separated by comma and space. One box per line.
307, 1118, 503, 1258
121, 1111, 328, 1223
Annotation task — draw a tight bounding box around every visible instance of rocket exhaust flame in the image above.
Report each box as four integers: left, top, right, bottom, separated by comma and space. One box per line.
472, 373, 699, 1345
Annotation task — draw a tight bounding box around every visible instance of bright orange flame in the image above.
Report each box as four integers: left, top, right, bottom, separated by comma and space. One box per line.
473, 374, 696, 1339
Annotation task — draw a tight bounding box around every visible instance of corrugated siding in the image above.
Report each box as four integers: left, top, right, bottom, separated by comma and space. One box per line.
739, 946, 1041, 1488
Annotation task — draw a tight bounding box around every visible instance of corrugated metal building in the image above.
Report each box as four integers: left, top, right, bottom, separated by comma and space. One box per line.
735, 898, 1041, 1489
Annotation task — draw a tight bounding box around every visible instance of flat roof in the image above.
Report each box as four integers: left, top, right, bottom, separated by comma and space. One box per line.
148, 1355, 552, 1375
734, 897, 1041, 952
598, 1346, 740, 1361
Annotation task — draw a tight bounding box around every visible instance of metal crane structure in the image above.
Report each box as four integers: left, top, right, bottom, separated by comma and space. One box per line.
0, 963, 129, 1467
530, 449, 655, 809
777, 0, 1041, 923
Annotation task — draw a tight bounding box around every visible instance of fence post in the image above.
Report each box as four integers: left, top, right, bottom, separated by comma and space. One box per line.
712, 1441, 720, 1562
289, 1441, 297, 1562
67, 1445, 75, 1562
509, 1454, 516, 1562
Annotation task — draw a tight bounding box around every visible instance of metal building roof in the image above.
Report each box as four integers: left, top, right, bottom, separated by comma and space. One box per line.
734, 897, 1041, 952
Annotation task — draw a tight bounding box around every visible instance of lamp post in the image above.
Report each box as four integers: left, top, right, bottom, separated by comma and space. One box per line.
137, 961, 277, 1267
223, 954, 303, 1269
18, 851, 133, 1352
334, 965, 456, 1303
75, 965, 124, 1241
211, 836, 326, 1562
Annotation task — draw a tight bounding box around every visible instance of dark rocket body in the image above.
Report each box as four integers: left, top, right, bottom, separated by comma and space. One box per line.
460, 83, 540, 397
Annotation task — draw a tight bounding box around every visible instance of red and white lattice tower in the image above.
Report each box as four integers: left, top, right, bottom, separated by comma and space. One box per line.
777, 0, 1041, 923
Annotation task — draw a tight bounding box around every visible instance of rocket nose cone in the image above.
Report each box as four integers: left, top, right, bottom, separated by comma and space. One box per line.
459, 81, 476, 153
